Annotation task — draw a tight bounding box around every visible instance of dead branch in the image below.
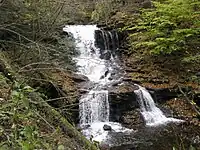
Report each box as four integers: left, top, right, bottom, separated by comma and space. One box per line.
178, 85, 200, 115
19, 62, 54, 72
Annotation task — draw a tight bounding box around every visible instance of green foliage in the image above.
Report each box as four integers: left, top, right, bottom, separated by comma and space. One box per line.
91, 0, 113, 23
182, 54, 200, 63
173, 145, 196, 150
0, 81, 50, 149
129, 0, 200, 55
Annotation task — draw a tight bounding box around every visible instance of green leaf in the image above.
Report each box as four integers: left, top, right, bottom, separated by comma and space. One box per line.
58, 145, 65, 150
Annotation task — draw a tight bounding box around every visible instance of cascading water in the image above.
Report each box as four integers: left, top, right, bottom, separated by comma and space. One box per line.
63, 25, 131, 142
63, 25, 183, 145
79, 90, 109, 124
134, 85, 183, 126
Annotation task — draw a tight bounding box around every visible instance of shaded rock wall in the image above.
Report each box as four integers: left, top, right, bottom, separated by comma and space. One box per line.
108, 83, 139, 122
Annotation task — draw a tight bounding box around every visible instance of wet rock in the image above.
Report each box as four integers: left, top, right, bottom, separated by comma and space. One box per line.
70, 73, 89, 82
100, 51, 111, 60
108, 83, 139, 122
103, 124, 112, 131
108, 77, 113, 81
81, 124, 91, 129
109, 83, 139, 101
120, 109, 145, 129
107, 123, 200, 150
107, 131, 153, 150
77, 81, 96, 90
79, 89, 90, 94
122, 78, 132, 82
110, 81, 121, 87
111, 72, 116, 76
100, 69, 110, 79
99, 143, 110, 150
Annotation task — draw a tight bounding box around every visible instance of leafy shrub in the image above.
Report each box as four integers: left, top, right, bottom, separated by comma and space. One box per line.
129, 0, 200, 55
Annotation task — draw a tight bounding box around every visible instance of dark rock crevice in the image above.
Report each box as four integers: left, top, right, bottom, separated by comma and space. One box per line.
146, 87, 178, 104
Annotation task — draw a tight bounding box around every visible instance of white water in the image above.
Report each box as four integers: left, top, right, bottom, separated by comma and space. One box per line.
63, 25, 132, 142
79, 90, 110, 124
63, 25, 111, 83
134, 85, 183, 126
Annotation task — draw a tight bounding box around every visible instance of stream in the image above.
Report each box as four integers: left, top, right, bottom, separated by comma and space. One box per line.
63, 25, 183, 147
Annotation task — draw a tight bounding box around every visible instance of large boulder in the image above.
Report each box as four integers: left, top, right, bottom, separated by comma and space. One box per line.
120, 109, 145, 129
108, 82, 139, 122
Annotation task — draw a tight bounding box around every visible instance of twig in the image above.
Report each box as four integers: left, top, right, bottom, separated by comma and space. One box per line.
19, 62, 53, 72
18, 67, 66, 73
0, 40, 30, 48
33, 110, 55, 131
178, 85, 200, 115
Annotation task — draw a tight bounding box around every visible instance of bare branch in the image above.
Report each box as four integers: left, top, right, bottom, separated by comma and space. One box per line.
178, 85, 200, 115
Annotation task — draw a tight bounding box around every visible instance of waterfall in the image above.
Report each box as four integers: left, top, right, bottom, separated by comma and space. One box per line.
63, 25, 131, 142
134, 85, 183, 126
95, 30, 119, 53
79, 90, 109, 125
101, 30, 108, 50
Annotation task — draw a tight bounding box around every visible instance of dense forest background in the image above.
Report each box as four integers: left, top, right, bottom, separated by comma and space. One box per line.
0, 0, 199, 149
